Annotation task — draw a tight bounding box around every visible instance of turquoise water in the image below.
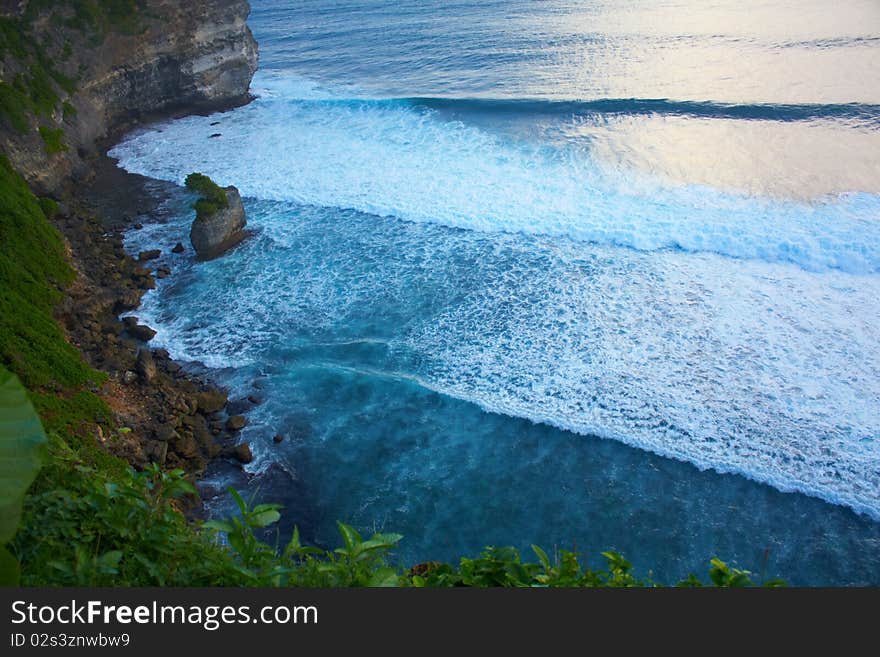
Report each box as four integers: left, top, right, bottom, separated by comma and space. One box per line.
110, 0, 880, 584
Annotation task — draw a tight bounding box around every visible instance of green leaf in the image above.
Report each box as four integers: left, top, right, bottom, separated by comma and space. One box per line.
0, 544, 21, 585
336, 521, 362, 553
228, 487, 248, 515
249, 509, 281, 529
96, 550, 123, 574
367, 567, 400, 587
202, 520, 235, 533
285, 526, 302, 554
531, 544, 551, 571
0, 367, 47, 544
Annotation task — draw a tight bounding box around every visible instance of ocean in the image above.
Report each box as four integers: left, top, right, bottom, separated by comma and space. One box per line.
108, 0, 880, 584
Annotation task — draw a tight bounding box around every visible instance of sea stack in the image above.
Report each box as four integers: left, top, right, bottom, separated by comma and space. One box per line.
186, 173, 248, 259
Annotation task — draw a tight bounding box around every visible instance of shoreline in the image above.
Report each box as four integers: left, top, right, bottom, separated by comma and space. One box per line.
49, 111, 267, 518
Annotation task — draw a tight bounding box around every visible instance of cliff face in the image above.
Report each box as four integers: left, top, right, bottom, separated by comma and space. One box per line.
0, 0, 258, 193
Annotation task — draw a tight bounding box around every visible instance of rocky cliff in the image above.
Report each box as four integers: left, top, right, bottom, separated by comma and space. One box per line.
0, 0, 258, 194
0, 1, 260, 476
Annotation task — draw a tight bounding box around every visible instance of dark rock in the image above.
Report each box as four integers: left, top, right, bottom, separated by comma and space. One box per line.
247, 394, 263, 405
210, 121, 221, 126
209, 133, 222, 138
114, 290, 141, 312
154, 348, 170, 360
135, 348, 157, 383
231, 443, 253, 464
138, 249, 161, 261
153, 422, 178, 442
171, 431, 200, 460
122, 316, 139, 330
196, 389, 228, 414
133, 222, 144, 230
171, 242, 185, 254
101, 318, 122, 335
147, 440, 168, 466
226, 415, 247, 431
190, 186, 248, 259
273, 434, 284, 444
156, 267, 171, 279
166, 362, 182, 374
191, 419, 218, 455
226, 398, 252, 415
128, 323, 157, 342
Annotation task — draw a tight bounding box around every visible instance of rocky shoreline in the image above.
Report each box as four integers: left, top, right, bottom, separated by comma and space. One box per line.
0, 0, 265, 515
54, 151, 256, 486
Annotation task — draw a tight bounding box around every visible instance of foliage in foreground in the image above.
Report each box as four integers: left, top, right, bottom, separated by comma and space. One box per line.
0, 369, 47, 585
14, 446, 784, 587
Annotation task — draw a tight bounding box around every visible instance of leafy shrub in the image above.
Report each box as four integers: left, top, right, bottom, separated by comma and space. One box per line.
185, 172, 229, 221
38, 196, 59, 219
62, 101, 77, 120
38, 126, 68, 154
0, 368, 47, 585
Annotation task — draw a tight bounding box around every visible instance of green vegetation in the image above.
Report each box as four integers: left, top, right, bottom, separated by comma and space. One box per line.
0, 2, 147, 135
62, 101, 77, 121
13, 456, 782, 587
39, 126, 68, 154
0, 369, 47, 585
185, 172, 229, 221
24, 1, 147, 41
0, 15, 78, 133
0, 156, 102, 391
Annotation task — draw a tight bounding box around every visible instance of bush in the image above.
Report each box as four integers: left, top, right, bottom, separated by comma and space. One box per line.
185, 172, 229, 221
38, 126, 67, 154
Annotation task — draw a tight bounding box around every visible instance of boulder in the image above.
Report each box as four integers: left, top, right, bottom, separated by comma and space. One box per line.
231, 443, 253, 464
135, 348, 157, 383
190, 186, 248, 259
128, 322, 157, 342
196, 389, 228, 414
171, 242, 185, 254
226, 414, 247, 431
138, 249, 161, 261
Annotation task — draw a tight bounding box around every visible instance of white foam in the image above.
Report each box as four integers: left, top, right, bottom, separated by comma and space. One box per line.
405, 241, 880, 517
109, 72, 880, 274
112, 73, 880, 517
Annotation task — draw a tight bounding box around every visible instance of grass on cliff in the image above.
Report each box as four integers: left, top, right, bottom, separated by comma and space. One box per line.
185, 172, 229, 221
0, 156, 97, 390
25, 0, 148, 41
0, 15, 78, 134
0, 1, 145, 135
38, 126, 68, 154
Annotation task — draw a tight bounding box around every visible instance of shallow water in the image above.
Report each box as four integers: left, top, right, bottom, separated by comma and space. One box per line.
110, 0, 880, 584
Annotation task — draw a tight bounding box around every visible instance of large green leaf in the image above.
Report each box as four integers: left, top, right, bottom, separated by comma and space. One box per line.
0, 545, 21, 585
0, 366, 47, 544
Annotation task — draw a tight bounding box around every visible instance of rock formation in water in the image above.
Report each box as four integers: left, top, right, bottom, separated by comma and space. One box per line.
190, 184, 248, 258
